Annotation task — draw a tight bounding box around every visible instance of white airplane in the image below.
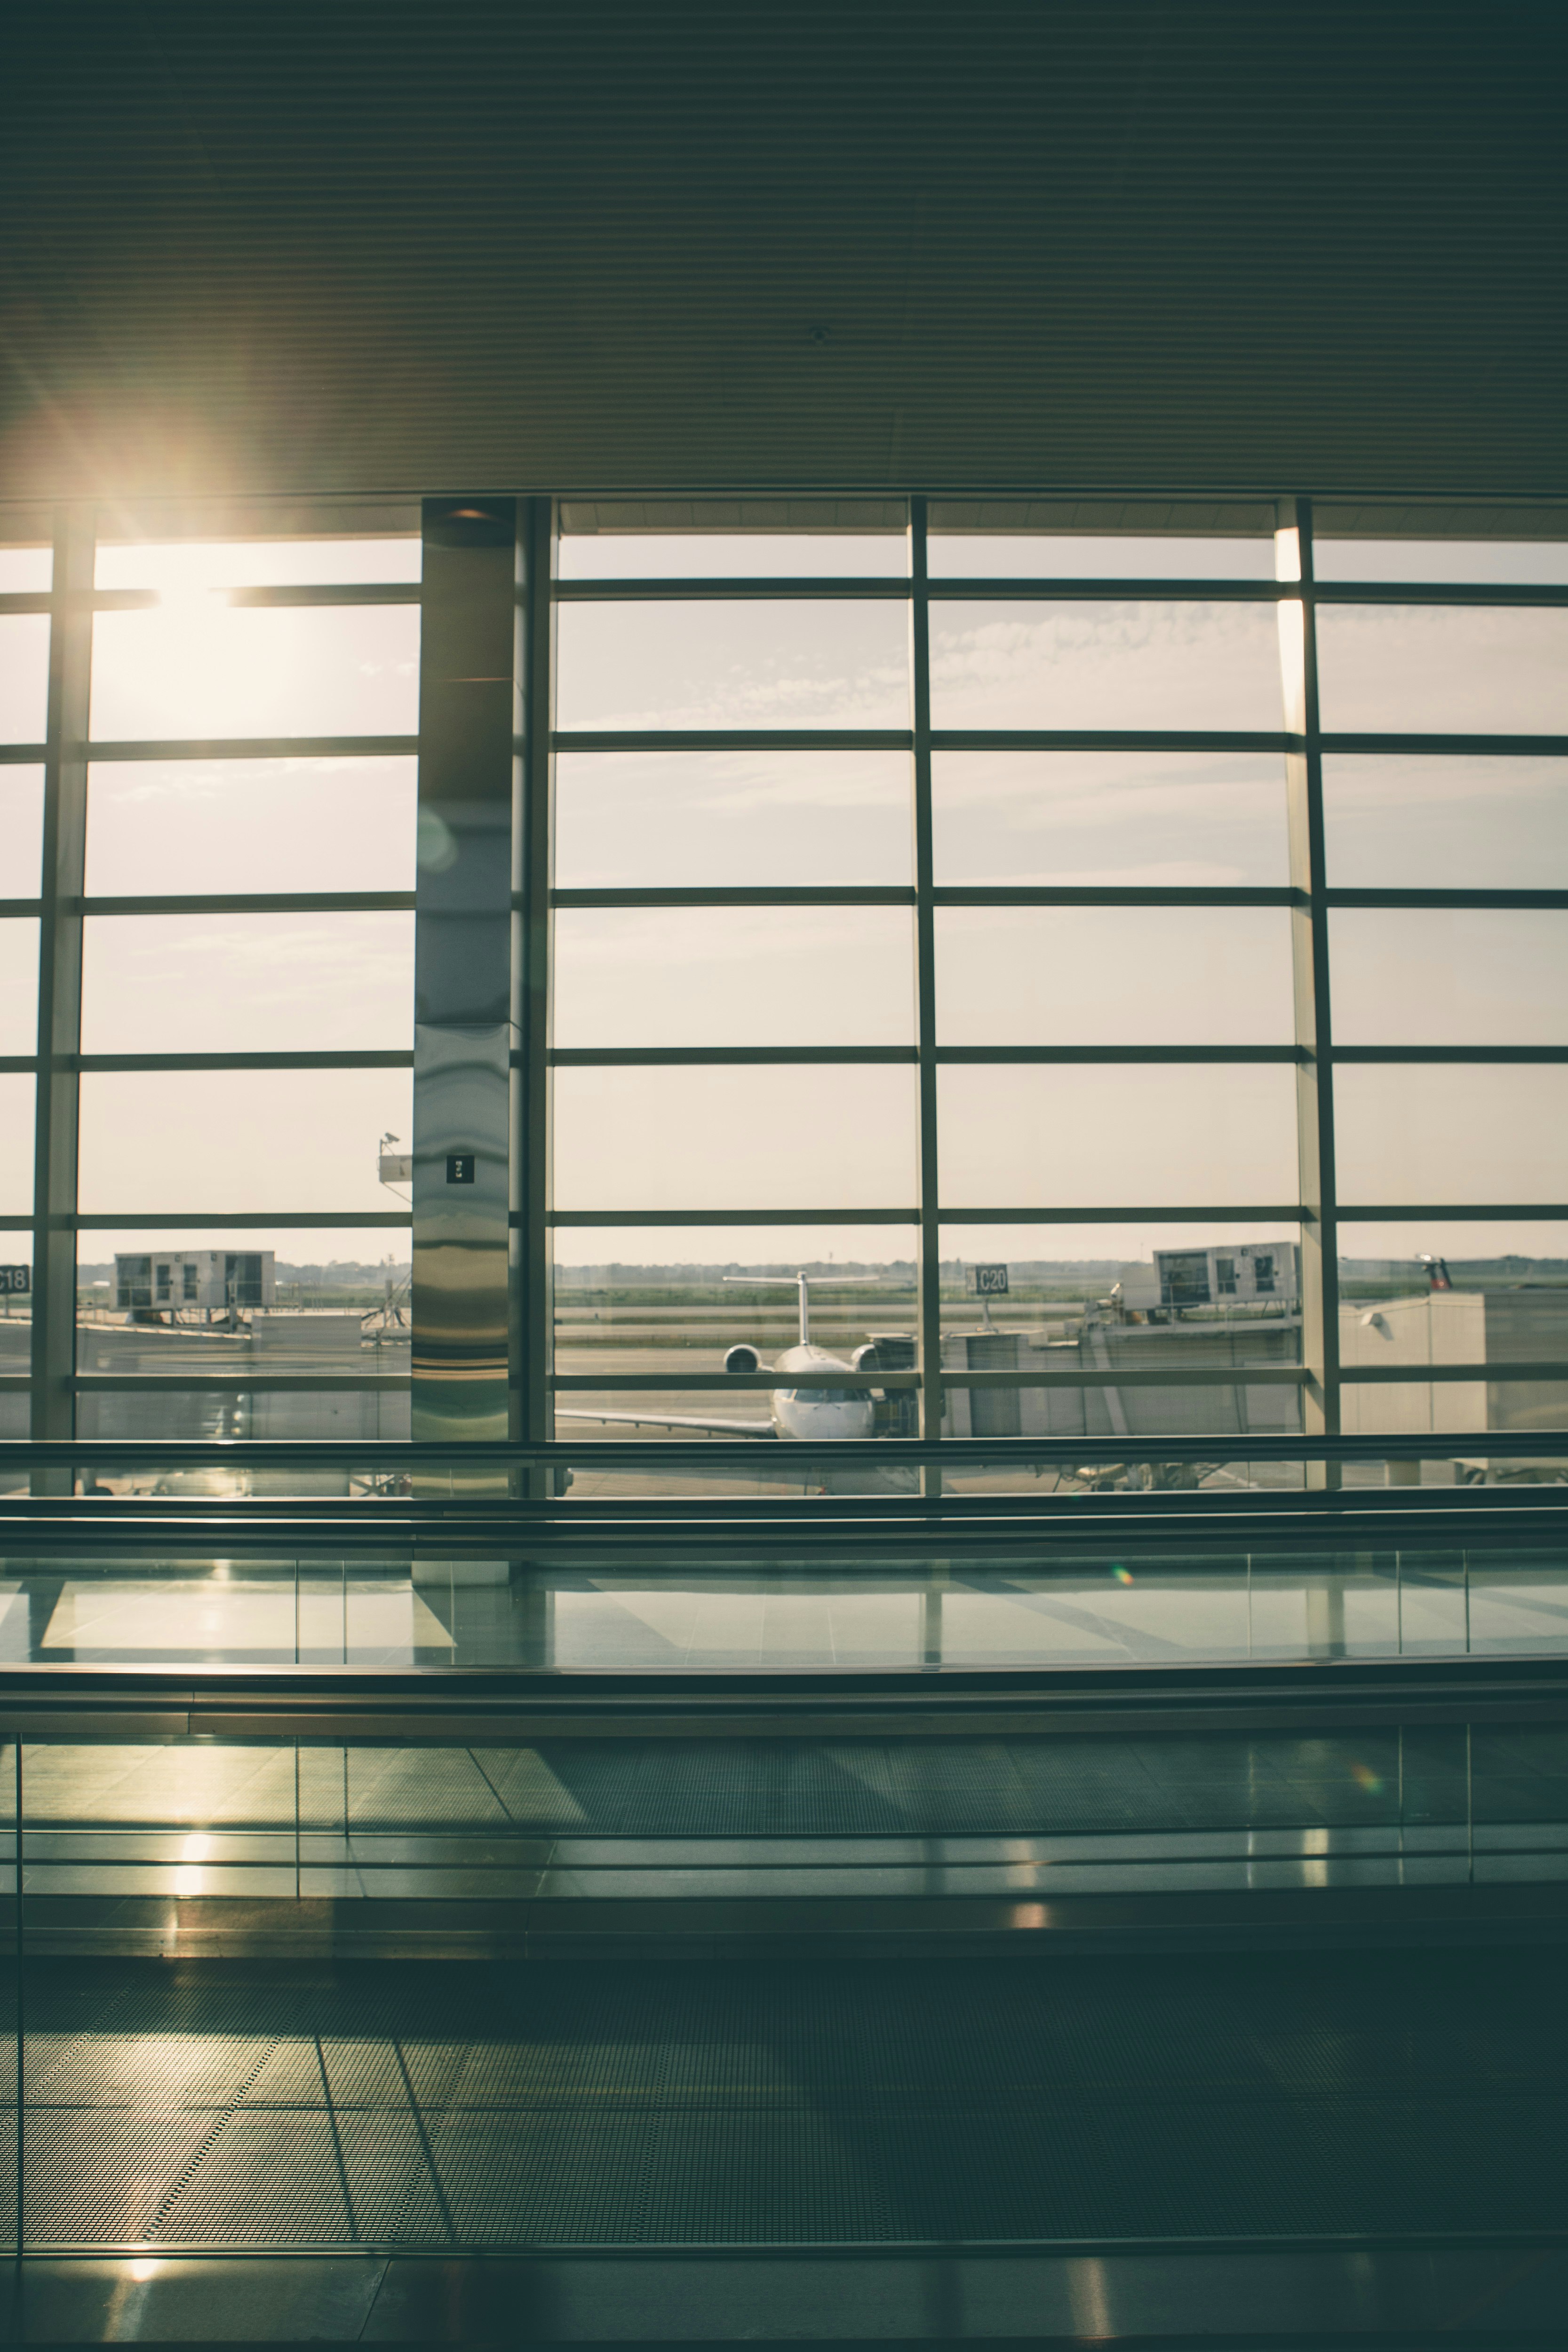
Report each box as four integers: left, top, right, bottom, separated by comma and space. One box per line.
553, 1271, 892, 1443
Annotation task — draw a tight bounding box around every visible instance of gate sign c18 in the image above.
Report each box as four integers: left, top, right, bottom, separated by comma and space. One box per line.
967, 1263, 1009, 1297
0, 1265, 30, 1296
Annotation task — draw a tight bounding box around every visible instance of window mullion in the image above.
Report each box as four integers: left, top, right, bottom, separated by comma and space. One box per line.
1277, 495, 1340, 1483
911, 498, 943, 1494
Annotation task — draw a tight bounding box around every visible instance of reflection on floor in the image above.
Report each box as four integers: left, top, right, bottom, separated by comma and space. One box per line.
0, 1550, 1567, 1667
4, 1724, 1567, 1913
5, 1947, 1568, 2245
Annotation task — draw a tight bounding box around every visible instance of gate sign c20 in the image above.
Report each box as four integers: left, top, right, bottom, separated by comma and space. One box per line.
0, 1265, 30, 1296
967, 1263, 1009, 1297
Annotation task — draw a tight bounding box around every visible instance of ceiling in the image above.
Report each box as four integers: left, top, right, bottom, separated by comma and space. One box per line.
2, 0, 1565, 510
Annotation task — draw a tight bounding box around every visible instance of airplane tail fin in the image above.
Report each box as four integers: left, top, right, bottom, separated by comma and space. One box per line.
723, 1271, 891, 1345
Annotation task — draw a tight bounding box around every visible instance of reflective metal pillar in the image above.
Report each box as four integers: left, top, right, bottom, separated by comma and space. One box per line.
412, 501, 520, 1479
30, 508, 93, 1493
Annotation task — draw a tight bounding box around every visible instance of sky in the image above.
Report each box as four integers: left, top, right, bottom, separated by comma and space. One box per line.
1, 526, 1566, 1266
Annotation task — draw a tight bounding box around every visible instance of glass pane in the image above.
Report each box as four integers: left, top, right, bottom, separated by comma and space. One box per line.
78, 1068, 413, 1213
1335, 1066, 1568, 1205
1339, 1378, 1561, 1455
81, 913, 414, 1052
0, 547, 50, 591
1315, 540, 1568, 585
558, 535, 907, 579
937, 1452, 1309, 1502
1322, 755, 1568, 888
1315, 607, 1568, 734
0, 1231, 30, 1447
553, 751, 911, 887
935, 1224, 1303, 1453
1336, 1247, 1568, 1471
937, 906, 1293, 1044
552, 1229, 918, 1443
85, 756, 418, 895
928, 602, 1282, 731
928, 535, 1274, 579
547, 1580, 929, 1653
77, 1232, 409, 1464
80, 1227, 409, 1331
0, 767, 43, 896
557, 1380, 892, 1454
942, 1221, 1302, 1282
552, 1232, 921, 1374
931, 749, 1288, 886
1339, 1221, 1568, 1292
552, 1066, 916, 1209
96, 539, 421, 588
1340, 1287, 1568, 1373
942, 1382, 1302, 1451
0, 922, 37, 1053
73, 1387, 411, 1454
1331, 909, 1568, 1044
557, 499, 907, 573
939, 1065, 1299, 1208
0, 615, 49, 742
16, 1570, 434, 1654
552, 907, 914, 1047
90, 605, 420, 740
0, 1076, 33, 1211
554, 603, 910, 731
552, 1223, 921, 1477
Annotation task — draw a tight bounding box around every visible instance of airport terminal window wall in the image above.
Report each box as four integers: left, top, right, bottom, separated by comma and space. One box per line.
547, 496, 1568, 1495
1, 497, 1567, 1494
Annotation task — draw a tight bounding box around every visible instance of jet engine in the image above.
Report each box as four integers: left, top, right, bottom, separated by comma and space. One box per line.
724, 1343, 763, 1375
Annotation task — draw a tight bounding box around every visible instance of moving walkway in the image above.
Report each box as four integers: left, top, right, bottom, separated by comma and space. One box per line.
0, 1436, 1563, 2338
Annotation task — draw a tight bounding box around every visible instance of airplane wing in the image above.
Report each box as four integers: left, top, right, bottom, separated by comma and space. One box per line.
553, 1406, 777, 1439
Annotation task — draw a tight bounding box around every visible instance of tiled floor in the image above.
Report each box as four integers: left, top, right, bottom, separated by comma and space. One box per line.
3, 1947, 1567, 2246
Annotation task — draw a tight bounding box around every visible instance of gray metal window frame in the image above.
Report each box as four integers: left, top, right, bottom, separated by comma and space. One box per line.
2, 496, 1568, 1474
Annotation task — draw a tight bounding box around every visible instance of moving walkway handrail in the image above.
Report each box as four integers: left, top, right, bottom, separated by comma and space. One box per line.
2, 1431, 1568, 1469
1, 1651, 1567, 1742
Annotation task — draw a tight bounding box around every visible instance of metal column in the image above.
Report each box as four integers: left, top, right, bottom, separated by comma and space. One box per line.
1275, 496, 1340, 1483
30, 508, 93, 1492
412, 501, 519, 1482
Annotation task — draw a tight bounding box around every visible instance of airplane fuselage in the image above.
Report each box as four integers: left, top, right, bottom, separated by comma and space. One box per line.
768, 1343, 876, 1441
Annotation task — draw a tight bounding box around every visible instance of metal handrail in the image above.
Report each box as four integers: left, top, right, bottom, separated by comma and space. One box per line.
0, 1430, 1565, 1468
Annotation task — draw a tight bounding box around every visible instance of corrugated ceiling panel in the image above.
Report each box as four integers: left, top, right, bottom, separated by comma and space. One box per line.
1, 0, 1565, 504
